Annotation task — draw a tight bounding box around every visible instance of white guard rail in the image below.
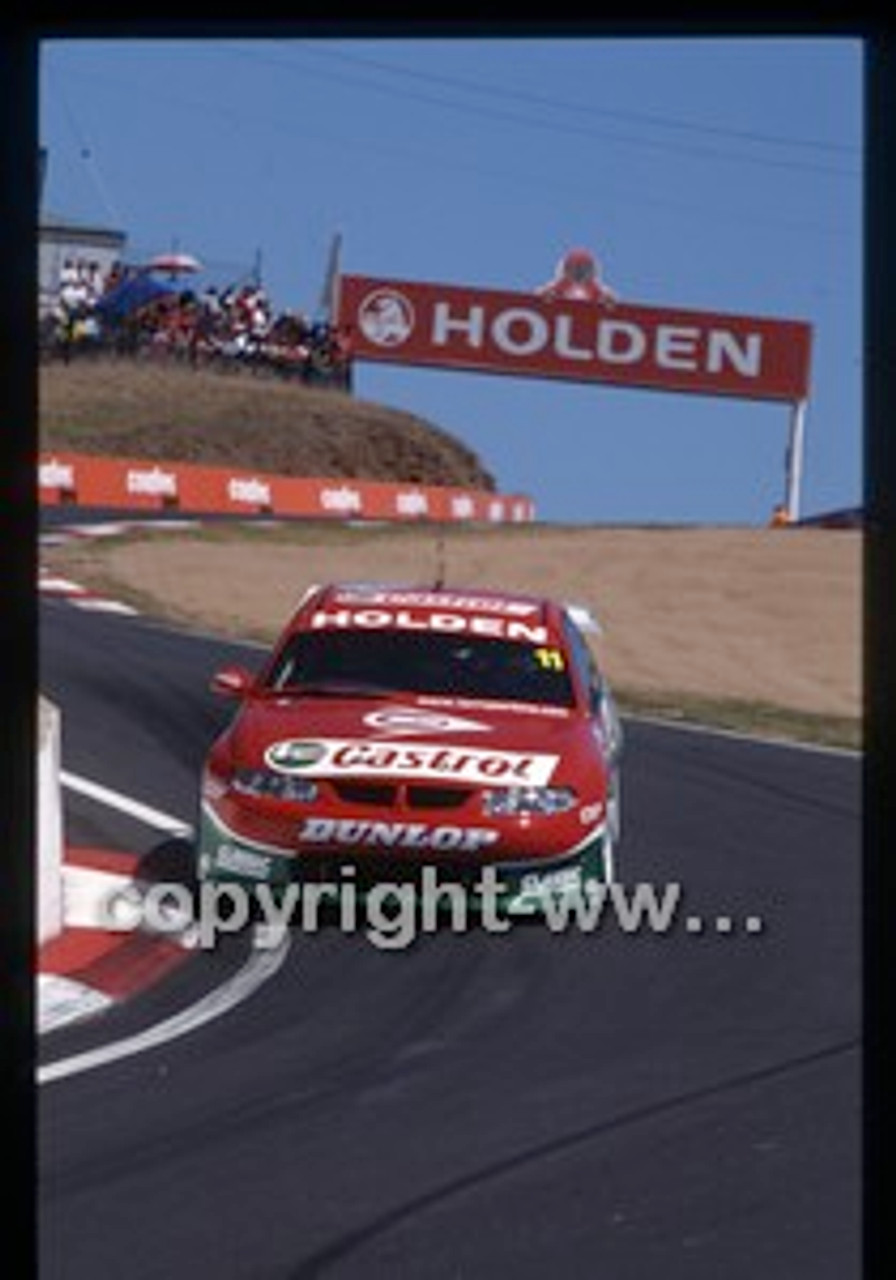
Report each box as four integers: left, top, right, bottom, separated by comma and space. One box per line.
38, 696, 64, 945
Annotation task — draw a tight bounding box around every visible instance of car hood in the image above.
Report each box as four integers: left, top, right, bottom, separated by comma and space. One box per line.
229, 693, 597, 787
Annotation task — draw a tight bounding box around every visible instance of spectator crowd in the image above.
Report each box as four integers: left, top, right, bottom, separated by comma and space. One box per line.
39, 256, 353, 390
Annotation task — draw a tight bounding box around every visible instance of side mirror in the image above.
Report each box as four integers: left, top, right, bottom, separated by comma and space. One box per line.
210, 665, 254, 698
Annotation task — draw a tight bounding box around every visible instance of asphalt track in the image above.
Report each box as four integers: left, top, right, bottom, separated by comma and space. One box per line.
38, 598, 862, 1279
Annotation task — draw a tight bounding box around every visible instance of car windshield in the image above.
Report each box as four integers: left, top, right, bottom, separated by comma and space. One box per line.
263, 629, 576, 708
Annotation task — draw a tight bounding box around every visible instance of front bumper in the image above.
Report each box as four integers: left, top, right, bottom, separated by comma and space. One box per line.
197, 801, 611, 917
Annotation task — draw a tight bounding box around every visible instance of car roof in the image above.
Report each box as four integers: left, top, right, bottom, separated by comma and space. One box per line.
286, 581, 572, 635
313, 581, 555, 619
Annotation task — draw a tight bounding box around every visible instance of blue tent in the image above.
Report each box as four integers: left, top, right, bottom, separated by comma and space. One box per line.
95, 273, 177, 320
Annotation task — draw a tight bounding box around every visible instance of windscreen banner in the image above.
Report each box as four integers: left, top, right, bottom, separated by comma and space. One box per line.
338, 274, 812, 402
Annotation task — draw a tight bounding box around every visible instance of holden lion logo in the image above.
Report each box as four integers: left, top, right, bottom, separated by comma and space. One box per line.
363, 705, 491, 738
358, 288, 415, 348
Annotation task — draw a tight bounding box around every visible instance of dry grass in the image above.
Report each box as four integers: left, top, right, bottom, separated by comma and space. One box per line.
43, 522, 862, 744
39, 356, 495, 489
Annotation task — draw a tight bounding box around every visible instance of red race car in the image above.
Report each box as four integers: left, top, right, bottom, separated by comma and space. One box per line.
197, 582, 623, 915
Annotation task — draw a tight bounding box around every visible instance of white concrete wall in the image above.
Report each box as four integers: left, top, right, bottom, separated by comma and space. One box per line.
38, 697, 64, 945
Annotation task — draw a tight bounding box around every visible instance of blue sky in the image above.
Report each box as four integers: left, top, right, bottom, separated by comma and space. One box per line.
39, 36, 863, 523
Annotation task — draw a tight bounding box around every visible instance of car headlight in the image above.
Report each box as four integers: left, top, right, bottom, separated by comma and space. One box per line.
482, 786, 577, 816
231, 769, 318, 802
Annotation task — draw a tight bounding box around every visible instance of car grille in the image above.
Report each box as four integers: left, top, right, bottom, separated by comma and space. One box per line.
406, 785, 470, 810
331, 781, 472, 811
332, 781, 397, 807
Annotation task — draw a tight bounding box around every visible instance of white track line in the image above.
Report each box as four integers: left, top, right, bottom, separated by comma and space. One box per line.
39, 934, 291, 1084
60, 770, 194, 836
38, 576, 87, 594
72, 597, 140, 616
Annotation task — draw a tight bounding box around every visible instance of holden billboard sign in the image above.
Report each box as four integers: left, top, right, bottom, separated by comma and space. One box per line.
338, 274, 812, 403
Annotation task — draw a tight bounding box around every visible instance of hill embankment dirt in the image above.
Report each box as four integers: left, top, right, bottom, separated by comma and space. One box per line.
40, 357, 495, 490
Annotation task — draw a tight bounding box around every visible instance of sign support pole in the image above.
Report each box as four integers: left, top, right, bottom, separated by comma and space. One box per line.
785, 398, 808, 522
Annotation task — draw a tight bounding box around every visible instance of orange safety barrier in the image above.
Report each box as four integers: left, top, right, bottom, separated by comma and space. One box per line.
37, 451, 535, 524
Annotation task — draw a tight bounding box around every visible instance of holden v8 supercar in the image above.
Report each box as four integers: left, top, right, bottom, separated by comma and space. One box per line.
198, 582, 622, 914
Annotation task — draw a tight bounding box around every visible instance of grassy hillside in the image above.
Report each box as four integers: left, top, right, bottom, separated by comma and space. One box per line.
39, 357, 496, 491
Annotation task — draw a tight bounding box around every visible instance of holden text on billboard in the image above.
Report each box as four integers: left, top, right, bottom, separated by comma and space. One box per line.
338, 275, 812, 402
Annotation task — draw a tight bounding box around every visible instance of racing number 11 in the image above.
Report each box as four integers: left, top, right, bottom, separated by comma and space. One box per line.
534, 646, 565, 670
